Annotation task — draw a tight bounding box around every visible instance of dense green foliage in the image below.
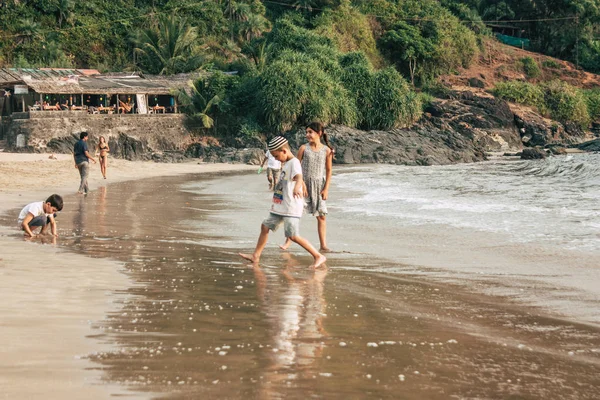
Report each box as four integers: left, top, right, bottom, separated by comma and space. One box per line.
185, 17, 421, 139
2, 0, 599, 137
368, 0, 479, 85
494, 80, 592, 127
174, 71, 235, 128
542, 80, 590, 127
583, 89, 600, 122
443, 0, 600, 73
492, 81, 545, 108
520, 57, 541, 79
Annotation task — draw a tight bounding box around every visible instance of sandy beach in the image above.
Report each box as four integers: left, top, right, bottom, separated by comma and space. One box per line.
0, 153, 253, 399
1, 153, 600, 399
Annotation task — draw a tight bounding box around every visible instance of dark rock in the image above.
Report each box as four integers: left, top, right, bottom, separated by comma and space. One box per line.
47, 134, 79, 153
185, 144, 264, 165
111, 133, 151, 161
151, 151, 186, 163
546, 145, 567, 155
576, 138, 600, 152
521, 147, 547, 159
513, 109, 584, 147
468, 77, 486, 88
564, 122, 585, 139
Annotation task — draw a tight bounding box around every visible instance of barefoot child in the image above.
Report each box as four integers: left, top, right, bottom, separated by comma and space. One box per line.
17, 194, 64, 238
281, 122, 333, 252
240, 136, 326, 269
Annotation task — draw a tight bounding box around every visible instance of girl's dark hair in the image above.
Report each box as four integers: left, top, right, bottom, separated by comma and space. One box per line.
306, 121, 335, 156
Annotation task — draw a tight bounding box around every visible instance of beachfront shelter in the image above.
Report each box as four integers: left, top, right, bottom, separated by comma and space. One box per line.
0, 68, 194, 116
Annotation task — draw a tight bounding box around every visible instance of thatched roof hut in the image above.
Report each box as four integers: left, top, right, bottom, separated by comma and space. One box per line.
0, 68, 202, 115
0, 68, 197, 95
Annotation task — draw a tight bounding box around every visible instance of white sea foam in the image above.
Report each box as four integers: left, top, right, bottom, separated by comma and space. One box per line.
335, 153, 600, 251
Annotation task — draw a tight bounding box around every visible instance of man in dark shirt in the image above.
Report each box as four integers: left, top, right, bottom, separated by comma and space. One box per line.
73, 131, 96, 194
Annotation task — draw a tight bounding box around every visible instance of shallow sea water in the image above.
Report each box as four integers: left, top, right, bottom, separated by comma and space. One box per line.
13, 167, 596, 400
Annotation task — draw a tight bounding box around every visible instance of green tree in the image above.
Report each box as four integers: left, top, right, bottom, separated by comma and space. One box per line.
240, 13, 270, 41
174, 73, 231, 129
133, 15, 204, 75
379, 21, 435, 85
16, 18, 41, 46
56, 0, 74, 28
257, 51, 358, 131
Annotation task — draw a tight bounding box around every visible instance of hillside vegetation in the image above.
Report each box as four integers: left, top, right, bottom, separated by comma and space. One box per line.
1, 0, 599, 139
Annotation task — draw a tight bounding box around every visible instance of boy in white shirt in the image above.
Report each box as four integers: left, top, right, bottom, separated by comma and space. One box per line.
240, 137, 326, 269
17, 194, 64, 238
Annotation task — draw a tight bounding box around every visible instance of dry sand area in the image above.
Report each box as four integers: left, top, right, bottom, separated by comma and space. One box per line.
0, 153, 253, 400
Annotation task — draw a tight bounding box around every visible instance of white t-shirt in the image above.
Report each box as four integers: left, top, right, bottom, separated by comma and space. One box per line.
265, 151, 282, 169
270, 158, 304, 217
17, 201, 45, 226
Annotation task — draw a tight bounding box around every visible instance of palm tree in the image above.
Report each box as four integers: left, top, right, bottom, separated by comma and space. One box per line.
244, 39, 271, 71
293, 0, 316, 13
224, 1, 252, 23
220, 39, 242, 62
133, 15, 203, 75
16, 18, 41, 46
56, 0, 74, 28
240, 13, 270, 41
174, 78, 225, 129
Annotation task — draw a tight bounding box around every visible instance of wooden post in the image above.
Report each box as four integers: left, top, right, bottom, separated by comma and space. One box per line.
146, 94, 149, 114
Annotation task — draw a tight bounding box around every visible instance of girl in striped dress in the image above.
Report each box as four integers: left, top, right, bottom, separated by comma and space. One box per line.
281, 122, 334, 252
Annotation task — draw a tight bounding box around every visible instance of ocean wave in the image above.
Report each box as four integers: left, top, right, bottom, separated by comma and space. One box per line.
501, 153, 600, 183
334, 153, 600, 251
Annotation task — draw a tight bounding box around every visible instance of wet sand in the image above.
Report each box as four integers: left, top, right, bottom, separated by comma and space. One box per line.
1, 159, 600, 399
0, 154, 253, 399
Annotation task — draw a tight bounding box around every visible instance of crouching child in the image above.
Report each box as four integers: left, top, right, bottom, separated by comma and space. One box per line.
17, 194, 63, 238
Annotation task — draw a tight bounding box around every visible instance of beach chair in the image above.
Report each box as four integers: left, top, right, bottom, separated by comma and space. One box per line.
119, 100, 133, 113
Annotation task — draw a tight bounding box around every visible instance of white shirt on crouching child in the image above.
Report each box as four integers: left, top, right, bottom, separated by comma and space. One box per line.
17, 201, 46, 228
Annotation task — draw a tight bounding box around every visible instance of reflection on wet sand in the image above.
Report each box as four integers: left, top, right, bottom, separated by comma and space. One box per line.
19, 174, 600, 399
255, 253, 328, 398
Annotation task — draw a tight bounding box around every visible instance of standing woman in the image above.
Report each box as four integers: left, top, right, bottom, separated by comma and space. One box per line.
96, 136, 110, 179
281, 122, 334, 252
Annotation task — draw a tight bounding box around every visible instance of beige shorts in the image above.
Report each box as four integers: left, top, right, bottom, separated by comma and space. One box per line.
267, 168, 281, 182
262, 213, 300, 238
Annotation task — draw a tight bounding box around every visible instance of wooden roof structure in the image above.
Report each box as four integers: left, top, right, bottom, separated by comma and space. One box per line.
0, 68, 199, 95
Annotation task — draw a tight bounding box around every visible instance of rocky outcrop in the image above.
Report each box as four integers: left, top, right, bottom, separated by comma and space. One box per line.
3, 90, 592, 165
185, 142, 263, 164
575, 138, 600, 152
4, 113, 190, 157
512, 107, 586, 147
521, 147, 548, 159
285, 91, 521, 166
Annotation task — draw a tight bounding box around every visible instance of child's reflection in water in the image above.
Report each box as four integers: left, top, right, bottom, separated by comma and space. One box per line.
253, 252, 328, 397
